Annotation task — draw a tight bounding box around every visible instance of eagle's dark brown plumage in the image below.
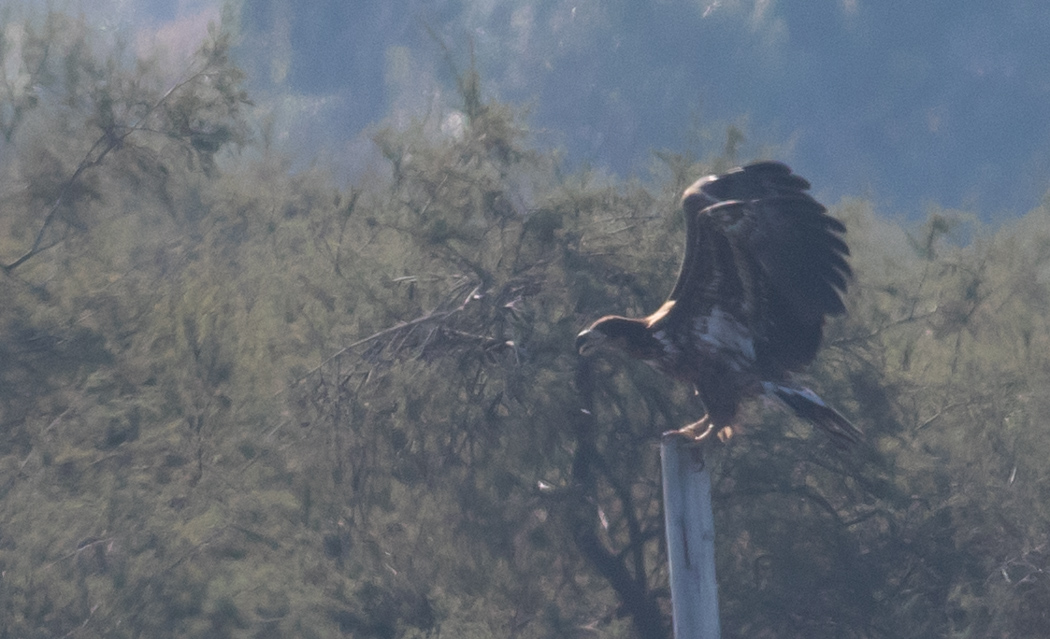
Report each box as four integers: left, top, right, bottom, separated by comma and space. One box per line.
576, 161, 859, 445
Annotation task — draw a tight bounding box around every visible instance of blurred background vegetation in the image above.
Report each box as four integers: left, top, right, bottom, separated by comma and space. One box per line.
3, 8, 1050, 639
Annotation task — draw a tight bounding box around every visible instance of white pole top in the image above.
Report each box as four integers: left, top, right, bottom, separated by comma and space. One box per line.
661, 436, 721, 639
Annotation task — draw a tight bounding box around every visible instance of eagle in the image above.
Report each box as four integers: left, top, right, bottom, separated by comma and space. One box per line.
576, 161, 859, 445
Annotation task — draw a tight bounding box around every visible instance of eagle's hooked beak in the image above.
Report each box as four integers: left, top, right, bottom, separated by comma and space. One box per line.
575, 329, 605, 356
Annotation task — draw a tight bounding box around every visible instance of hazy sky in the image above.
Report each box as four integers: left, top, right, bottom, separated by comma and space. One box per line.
28, 0, 1050, 221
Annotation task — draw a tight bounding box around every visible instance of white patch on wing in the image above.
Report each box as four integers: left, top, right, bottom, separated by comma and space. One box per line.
763, 383, 826, 404
759, 382, 788, 412
645, 330, 679, 370
761, 382, 828, 410
694, 307, 755, 366
793, 387, 827, 406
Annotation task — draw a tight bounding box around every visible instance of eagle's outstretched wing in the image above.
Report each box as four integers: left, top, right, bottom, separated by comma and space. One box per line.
576, 162, 858, 443
660, 162, 851, 372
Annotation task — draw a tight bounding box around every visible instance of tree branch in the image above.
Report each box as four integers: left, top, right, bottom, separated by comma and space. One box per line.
1, 48, 230, 273
568, 359, 669, 639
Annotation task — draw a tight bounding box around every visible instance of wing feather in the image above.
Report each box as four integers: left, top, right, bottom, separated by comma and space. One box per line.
658, 162, 850, 373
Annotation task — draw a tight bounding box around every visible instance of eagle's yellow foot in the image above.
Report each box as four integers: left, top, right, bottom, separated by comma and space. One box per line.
664, 416, 714, 444
663, 418, 736, 446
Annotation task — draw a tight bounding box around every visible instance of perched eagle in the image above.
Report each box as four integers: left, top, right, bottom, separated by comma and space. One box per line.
576, 161, 859, 445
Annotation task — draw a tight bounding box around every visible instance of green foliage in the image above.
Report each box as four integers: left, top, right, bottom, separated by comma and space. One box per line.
4, 7, 1050, 639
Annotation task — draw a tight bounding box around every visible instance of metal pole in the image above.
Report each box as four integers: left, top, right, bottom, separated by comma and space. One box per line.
661, 435, 720, 639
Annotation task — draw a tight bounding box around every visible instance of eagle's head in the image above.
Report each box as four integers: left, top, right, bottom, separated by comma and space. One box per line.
576, 316, 662, 360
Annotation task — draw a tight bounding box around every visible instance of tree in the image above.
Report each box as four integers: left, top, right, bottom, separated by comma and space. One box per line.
6, 9, 1050, 637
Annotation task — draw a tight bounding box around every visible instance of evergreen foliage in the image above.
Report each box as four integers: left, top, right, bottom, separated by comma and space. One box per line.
3, 8, 1050, 638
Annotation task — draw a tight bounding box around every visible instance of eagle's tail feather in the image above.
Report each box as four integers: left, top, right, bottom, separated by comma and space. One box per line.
764, 383, 861, 446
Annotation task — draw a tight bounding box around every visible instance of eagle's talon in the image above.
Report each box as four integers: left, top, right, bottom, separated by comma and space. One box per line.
664, 417, 714, 445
